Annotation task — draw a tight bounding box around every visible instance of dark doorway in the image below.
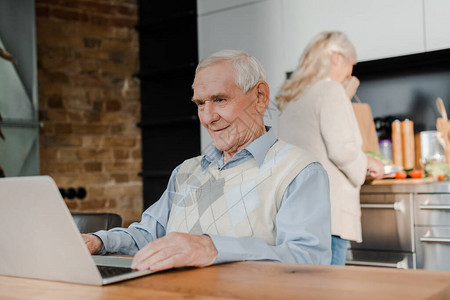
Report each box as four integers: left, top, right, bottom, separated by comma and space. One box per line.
137, 1, 200, 210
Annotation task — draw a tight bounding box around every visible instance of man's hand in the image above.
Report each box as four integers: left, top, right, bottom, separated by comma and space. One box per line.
343, 76, 360, 99
82, 234, 103, 254
131, 232, 218, 272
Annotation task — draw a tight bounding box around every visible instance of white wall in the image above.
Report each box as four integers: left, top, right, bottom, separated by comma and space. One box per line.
197, 0, 284, 152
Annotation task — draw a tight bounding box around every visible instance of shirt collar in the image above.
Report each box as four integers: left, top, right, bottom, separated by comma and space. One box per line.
201, 126, 277, 170
245, 126, 277, 167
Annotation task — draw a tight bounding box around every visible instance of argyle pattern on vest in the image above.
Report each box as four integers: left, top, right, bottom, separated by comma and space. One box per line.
166, 140, 315, 245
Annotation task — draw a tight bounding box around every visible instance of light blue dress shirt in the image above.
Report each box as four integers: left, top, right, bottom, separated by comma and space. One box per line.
95, 127, 332, 265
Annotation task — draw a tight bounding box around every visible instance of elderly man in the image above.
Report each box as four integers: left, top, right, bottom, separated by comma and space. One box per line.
82, 49, 331, 271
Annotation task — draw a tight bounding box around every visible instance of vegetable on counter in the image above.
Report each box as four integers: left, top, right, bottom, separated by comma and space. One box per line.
395, 170, 407, 179
424, 160, 450, 181
365, 150, 393, 165
408, 169, 424, 179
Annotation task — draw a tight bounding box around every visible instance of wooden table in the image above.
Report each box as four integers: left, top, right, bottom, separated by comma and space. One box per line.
1, 261, 449, 299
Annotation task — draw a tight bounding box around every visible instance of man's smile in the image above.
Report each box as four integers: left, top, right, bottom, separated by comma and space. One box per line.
210, 125, 230, 133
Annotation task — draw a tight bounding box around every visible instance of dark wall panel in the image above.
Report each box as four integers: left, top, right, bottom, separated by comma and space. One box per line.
137, 0, 200, 210
353, 49, 450, 137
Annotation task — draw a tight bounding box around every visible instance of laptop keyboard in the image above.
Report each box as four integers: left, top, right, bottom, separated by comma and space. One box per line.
97, 265, 135, 279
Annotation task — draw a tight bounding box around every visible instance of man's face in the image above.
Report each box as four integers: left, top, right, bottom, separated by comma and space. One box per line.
192, 61, 265, 159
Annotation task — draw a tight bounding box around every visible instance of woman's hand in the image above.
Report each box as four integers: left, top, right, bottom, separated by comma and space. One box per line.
343, 76, 360, 99
366, 156, 385, 179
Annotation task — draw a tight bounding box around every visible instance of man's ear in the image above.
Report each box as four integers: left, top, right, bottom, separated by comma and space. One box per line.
255, 81, 270, 114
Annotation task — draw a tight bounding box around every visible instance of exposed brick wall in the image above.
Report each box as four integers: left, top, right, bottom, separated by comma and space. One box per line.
36, 0, 141, 227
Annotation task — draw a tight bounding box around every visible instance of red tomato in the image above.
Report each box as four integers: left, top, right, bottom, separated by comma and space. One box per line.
438, 174, 445, 181
409, 169, 423, 179
395, 170, 407, 179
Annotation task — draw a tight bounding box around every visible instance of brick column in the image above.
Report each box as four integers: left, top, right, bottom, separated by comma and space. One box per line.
36, 0, 141, 226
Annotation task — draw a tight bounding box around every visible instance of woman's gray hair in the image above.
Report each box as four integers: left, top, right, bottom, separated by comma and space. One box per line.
195, 49, 267, 93
276, 31, 356, 110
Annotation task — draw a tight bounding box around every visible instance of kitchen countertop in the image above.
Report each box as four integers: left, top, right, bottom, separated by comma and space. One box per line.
362, 179, 450, 193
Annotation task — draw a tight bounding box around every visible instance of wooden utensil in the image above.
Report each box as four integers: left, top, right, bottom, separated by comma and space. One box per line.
436, 97, 447, 121
436, 97, 450, 163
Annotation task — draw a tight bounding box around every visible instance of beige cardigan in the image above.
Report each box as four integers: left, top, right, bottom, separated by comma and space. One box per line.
279, 78, 367, 242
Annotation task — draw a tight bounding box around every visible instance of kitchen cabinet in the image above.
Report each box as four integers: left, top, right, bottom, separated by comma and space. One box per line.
414, 193, 450, 270
281, 0, 424, 67
348, 182, 450, 270
424, 0, 450, 51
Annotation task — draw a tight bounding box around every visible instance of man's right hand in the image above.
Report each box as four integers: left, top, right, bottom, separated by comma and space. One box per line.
82, 234, 103, 254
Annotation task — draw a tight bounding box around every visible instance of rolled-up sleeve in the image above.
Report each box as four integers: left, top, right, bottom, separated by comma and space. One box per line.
210, 162, 331, 265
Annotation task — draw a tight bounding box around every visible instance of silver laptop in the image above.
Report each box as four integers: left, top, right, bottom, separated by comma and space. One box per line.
0, 175, 152, 285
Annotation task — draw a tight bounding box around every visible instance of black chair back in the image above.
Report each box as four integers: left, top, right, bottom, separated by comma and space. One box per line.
71, 213, 122, 234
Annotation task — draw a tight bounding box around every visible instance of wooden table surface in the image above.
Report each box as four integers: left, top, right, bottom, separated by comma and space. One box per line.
1, 261, 449, 299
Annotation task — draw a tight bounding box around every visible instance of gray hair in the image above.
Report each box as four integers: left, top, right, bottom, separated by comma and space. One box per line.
195, 49, 267, 93
276, 31, 356, 110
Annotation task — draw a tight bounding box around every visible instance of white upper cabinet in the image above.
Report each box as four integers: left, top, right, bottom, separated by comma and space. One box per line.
281, 0, 424, 67
424, 0, 450, 51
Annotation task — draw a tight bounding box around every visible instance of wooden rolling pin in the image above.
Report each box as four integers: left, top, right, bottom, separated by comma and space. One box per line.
392, 120, 403, 167
401, 119, 415, 169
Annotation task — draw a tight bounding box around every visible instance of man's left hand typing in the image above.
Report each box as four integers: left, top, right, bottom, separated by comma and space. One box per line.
131, 232, 218, 272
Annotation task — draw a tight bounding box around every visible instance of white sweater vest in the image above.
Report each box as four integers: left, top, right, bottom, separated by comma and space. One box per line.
166, 141, 316, 246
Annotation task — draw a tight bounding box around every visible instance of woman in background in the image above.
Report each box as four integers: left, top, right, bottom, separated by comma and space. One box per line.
277, 31, 384, 265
